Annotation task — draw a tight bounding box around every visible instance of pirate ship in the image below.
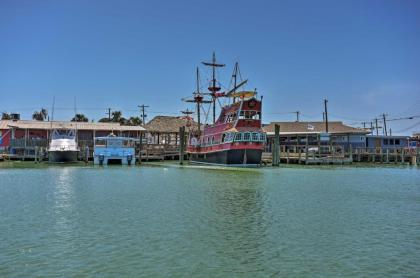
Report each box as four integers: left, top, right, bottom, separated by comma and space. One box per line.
184, 53, 266, 166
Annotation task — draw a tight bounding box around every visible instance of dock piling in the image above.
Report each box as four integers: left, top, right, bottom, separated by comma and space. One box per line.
179, 126, 185, 165
272, 124, 280, 166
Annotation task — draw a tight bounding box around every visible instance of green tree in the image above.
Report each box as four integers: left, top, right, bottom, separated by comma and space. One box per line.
98, 118, 110, 123
71, 114, 89, 122
32, 108, 48, 121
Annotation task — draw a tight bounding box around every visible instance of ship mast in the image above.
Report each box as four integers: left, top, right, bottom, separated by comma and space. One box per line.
182, 67, 212, 136
232, 62, 239, 103
202, 52, 225, 124
196, 67, 201, 134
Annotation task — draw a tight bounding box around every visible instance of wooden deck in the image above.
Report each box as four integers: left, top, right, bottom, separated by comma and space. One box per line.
264, 146, 419, 166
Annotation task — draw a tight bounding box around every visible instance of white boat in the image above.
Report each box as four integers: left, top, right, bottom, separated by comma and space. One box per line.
48, 129, 79, 163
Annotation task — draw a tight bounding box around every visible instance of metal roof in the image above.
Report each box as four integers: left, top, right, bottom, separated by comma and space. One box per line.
262, 121, 369, 135
0, 120, 146, 131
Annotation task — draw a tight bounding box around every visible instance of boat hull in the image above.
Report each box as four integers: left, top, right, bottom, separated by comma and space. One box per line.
189, 148, 262, 166
48, 151, 79, 163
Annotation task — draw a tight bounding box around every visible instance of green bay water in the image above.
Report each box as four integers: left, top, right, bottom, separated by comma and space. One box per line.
0, 164, 419, 277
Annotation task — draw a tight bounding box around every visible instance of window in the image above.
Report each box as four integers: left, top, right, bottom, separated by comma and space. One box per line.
260, 133, 266, 142
395, 139, 400, 145
243, 132, 251, 141
227, 133, 234, 142
389, 139, 394, 145
235, 133, 242, 141
384, 139, 388, 145
252, 132, 259, 141
222, 133, 226, 142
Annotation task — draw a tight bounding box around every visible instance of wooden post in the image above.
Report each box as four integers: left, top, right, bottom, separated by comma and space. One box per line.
85, 146, 89, 164
298, 148, 302, 164
305, 135, 309, 165
272, 124, 280, 166
179, 126, 185, 165
286, 149, 290, 164
34, 146, 38, 163
380, 148, 383, 163
317, 134, 321, 160
417, 148, 420, 166
386, 149, 389, 163
349, 144, 353, 162
401, 148, 405, 164
138, 132, 143, 164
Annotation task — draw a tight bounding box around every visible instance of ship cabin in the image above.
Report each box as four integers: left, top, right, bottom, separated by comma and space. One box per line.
191, 97, 266, 151
93, 134, 138, 165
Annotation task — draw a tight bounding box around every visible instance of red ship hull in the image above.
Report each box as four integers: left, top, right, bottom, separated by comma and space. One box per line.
189, 148, 263, 166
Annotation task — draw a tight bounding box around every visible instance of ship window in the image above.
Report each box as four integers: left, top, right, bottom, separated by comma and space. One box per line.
243, 132, 251, 141
229, 133, 234, 142
222, 133, 226, 143
211, 136, 215, 145
260, 133, 266, 142
395, 139, 400, 145
235, 133, 242, 141
245, 111, 250, 119
389, 139, 394, 145
252, 132, 259, 141
384, 139, 388, 145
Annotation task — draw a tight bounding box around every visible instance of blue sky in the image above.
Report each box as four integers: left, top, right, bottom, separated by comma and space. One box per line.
0, 0, 419, 134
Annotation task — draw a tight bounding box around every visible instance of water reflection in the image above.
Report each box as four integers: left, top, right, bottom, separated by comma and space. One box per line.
206, 171, 270, 272
52, 168, 76, 238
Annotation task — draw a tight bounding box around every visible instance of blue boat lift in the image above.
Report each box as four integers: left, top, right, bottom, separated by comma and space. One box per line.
93, 134, 138, 165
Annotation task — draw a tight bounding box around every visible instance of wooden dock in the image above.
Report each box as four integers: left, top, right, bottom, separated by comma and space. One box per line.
263, 146, 419, 166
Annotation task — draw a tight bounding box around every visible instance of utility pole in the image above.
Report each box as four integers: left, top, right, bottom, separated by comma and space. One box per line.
324, 99, 329, 133
375, 118, 379, 135
107, 108, 111, 121
382, 113, 388, 136
138, 105, 149, 125
294, 111, 300, 122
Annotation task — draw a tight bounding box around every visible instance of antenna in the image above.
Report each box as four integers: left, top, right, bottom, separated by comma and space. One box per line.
49, 96, 55, 141
294, 111, 300, 122
324, 99, 329, 133
74, 96, 78, 143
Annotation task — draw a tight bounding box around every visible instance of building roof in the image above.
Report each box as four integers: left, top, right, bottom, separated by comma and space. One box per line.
145, 116, 199, 133
366, 135, 409, 139
262, 121, 369, 135
0, 120, 146, 131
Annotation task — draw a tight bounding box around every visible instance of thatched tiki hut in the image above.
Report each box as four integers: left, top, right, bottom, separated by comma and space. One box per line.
144, 116, 199, 147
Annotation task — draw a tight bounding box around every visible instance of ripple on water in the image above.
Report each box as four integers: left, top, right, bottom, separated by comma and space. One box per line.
0, 166, 419, 277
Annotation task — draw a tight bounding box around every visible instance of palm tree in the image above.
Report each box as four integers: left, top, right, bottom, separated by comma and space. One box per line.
32, 108, 48, 121
111, 111, 122, 122
127, 116, 142, 126
71, 114, 89, 122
